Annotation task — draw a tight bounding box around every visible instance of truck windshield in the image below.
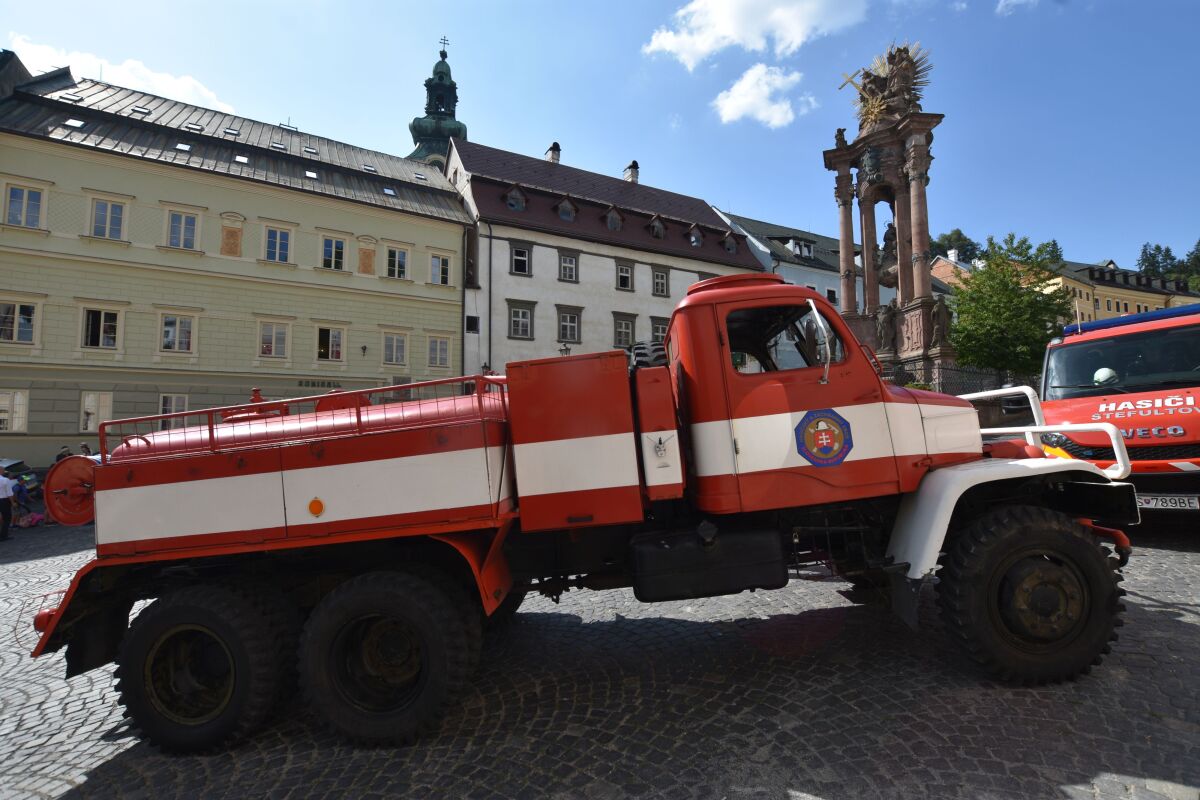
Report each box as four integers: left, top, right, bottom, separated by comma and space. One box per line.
1044, 323, 1200, 400
727, 304, 844, 374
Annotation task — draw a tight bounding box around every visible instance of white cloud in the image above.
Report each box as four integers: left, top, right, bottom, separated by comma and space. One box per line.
7, 33, 234, 113
712, 63, 815, 129
644, 0, 868, 71
951, 0, 969, 10
995, 0, 1037, 15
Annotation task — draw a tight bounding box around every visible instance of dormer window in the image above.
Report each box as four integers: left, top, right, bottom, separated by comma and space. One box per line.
790, 239, 813, 258
722, 235, 738, 255
556, 199, 577, 222
605, 208, 623, 232
649, 217, 665, 239
505, 187, 526, 212
687, 227, 703, 247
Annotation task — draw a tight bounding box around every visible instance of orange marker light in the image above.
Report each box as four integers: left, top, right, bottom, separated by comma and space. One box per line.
308, 497, 325, 517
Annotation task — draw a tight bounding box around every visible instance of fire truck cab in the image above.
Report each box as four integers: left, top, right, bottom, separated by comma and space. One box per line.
32, 274, 1139, 753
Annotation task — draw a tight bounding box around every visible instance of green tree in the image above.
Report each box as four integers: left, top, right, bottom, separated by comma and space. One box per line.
950, 234, 1072, 376
930, 228, 982, 263
1136, 242, 1180, 279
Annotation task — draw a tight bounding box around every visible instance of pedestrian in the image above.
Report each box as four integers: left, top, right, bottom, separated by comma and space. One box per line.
79, 442, 92, 456
54, 445, 72, 463
0, 468, 14, 541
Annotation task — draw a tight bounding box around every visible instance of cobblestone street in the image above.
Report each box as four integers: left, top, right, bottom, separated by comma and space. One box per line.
1, 523, 1196, 800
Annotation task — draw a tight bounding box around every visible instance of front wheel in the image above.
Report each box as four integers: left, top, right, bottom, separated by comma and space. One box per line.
299, 571, 475, 744
937, 506, 1124, 684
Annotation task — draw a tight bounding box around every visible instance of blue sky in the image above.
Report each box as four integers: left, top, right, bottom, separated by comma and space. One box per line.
6, 0, 1196, 266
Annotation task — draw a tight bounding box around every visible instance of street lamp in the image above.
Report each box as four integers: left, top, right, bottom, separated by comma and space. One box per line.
558, 343, 572, 357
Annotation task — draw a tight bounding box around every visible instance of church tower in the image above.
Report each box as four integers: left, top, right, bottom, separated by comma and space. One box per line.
408, 40, 467, 170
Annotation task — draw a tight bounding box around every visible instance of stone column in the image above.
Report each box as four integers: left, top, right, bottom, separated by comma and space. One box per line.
907, 141, 933, 300
859, 197, 879, 313
835, 171, 857, 314
893, 189, 913, 305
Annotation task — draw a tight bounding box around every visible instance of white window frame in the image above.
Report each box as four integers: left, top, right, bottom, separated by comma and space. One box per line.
0, 297, 39, 345
511, 246, 531, 276
431, 254, 452, 286
651, 317, 669, 344
80, 307, 122, 350
316, 326, 346, 362
557, 309, 581, 344
616, 263, 634, 292
428, 335, 450, 368
158, 393, 188, 430
166, 209, 199, 250
158, 312, 196, 354
382, 331, 407, 366
558, 253, 578, 282
614, 314, 636, 348
0, 389, 29, 433
258, 320, 289, 359
652, 268, 669, 297
321, 236, 346, 270
509, 305, 533, 339
263, 225, 294, 264
385, 246, 409, 279
90, 198, 126, 240
5, 184, 44, 229
80, 390, 113, 433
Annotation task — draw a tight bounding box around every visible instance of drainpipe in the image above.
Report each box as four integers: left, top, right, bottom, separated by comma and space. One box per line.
461, 225, 468, 375
486, 219, 495, 371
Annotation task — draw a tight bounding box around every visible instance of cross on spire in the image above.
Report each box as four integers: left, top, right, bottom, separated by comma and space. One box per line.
439, 36, 450, 51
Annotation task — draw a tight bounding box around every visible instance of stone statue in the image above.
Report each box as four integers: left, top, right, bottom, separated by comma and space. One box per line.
880, 222, 897, 267
835, 128, 847, 148
847, 43, 932, 134
931, 295, 952, 348
886, 46, 922, 115
875, 300, 897, 352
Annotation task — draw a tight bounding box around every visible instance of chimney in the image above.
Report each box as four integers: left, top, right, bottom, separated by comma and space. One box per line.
545, 141, 560, 164
946, 248, 959, 263
623, 160, 639, 183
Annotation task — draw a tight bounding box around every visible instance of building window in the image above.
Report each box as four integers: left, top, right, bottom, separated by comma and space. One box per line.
508, 301, 535, 340
80, 391, 113, 433
505, 188, 526, 211
5, 186, 42, 228
606, 209, 623, 232
428, 336, 450, 368
557, 306, 582, 343
617, 262, 634, 291
723, 236, 738, 255
159, 394, 188, 430
0, 389, 29, 432
431, 255, 451, 285
259, 322, 287, 358
1106, 299, 1111, 311
386, 247, 408, 279
160, 313, 195, 353
1123, 302, 1129, 312
317, 327, 345, 361
613, 313, 636, 348
826, 288, 838, 304
688, 228, 703, 247
322, 236, 346, 270
91, 199, 125, 240
559, 253, 578, 282
557, 200, 576, 221
649, 219, 665, 239
167, 210, 198, 249
82, 308, 119, 349
0, 300, 36, 344
383, 332, 406, 365
511, 246, 531, 276
265, 226, 291, 263
651, 316, 669, 344
1094, 298, 1099, 310
652, 268, 669, 297
465, 315, 480, 334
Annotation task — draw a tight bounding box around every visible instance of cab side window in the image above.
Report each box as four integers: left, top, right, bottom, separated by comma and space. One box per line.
727, 305, 844, 375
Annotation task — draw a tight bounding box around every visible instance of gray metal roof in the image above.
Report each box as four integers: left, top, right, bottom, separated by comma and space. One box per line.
724, 211, 852, 274
0, 71, 472, 226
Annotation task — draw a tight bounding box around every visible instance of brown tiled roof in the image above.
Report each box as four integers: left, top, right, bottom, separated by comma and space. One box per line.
452, 139, 726, 227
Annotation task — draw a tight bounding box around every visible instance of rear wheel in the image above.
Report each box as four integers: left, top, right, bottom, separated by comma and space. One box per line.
937, 506, 1124, 684
299, 571, 475, 744
116, 585, 279, 752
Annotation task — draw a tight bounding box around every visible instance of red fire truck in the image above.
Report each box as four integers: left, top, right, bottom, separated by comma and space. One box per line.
1041, 303, 1200, 515
33, 274, 1138, 753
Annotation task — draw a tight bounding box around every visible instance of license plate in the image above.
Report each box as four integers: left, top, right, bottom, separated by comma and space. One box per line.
1136, 494, 1200, 510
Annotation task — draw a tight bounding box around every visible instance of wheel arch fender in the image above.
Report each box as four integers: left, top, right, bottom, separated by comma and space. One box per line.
887, 458, 1115, 581
430, 520, 516, 615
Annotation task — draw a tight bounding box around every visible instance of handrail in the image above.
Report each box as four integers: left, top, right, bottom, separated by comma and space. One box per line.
979, 423, 1131, 480
958, 386, 1045, 446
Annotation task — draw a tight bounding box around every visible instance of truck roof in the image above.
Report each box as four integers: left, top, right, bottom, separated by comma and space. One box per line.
1056, 302, 1200, 345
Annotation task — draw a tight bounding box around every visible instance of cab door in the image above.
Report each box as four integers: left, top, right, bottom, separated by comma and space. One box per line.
716, 297, 902, 512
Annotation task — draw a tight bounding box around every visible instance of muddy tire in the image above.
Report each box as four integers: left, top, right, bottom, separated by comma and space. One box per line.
299, 571, 474, 744
116, 585, 280, 753
937, 505, 1124, 684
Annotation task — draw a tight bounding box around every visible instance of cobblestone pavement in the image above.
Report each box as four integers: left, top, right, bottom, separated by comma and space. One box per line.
0, 523, 1196, 800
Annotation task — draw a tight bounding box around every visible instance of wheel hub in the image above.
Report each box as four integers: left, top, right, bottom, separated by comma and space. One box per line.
144, 624, 235, 726
1001, 559, 1086, 642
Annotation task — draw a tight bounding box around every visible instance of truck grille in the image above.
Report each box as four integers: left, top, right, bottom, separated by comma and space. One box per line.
1058, 441, 1200, 462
